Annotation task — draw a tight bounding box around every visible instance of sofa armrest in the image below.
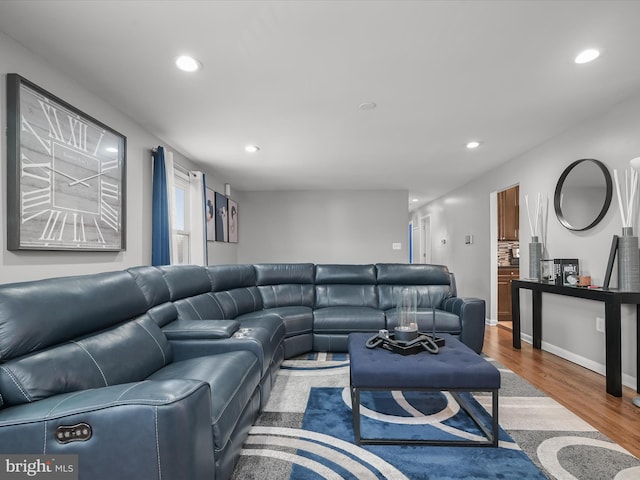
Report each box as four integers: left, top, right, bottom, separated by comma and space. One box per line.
441, 297, 486, 354
0, 379, 215, 480
163, 319, 240, 340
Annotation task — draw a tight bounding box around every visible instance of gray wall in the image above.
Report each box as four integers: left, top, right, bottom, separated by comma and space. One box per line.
411, 91, 640, 386
0, 32, 234, 283
237, 190, 409, 264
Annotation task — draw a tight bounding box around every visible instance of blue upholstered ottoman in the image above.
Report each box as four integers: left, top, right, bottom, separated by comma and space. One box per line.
348, 332, 500, 447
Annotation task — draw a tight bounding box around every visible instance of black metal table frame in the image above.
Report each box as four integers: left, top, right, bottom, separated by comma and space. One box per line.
511, 279, 640, 397
350, 383, 499, 447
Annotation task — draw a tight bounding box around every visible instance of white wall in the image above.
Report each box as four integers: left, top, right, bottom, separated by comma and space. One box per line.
411, 91, 640, 385
0, 32, 234, 283
237, 190, 409, 264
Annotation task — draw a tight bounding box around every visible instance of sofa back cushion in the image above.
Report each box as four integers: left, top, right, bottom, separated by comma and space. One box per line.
127, 266, 171, 308
207, 264, 256, 292
158, 265, 212, 300
255, 263, 315, 308
314, 265, 378, 308
213, 287, 263, 318
375, 264, 455, 310
0, 271, 148, 361
0, 314, 172, 407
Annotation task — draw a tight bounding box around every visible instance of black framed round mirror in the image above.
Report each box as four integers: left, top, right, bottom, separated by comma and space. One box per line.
554, 159, 612, 231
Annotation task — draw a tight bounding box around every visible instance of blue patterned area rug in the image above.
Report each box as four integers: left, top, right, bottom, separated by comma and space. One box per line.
231, 353, 640, 480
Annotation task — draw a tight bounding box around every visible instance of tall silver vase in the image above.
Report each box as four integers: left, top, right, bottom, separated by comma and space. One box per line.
618, 227, 640, 291
529, 236, 542, 280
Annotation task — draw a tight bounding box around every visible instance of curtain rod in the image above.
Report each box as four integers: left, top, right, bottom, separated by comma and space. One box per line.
151, 147, 190, 175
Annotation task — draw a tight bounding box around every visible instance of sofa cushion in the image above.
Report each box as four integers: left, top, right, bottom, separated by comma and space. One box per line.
207, 265, 256, 292
0, 315, 172, 406
147, 350, 261, 451
375, 263, 451, 285
158, 265, 212, 300
315, 284, 378, 309
0, 271, 148, 361
258, 284, 315, 309
257, 306, 313, 337
173, 292, 226, 320
213, 287, 264, 318
377, 284, 453, 311
385, 309, 462, 334
314, 264, 377, 285
127, 266, 171, 308
254, 263, 315, 285
313, 307, 385, 333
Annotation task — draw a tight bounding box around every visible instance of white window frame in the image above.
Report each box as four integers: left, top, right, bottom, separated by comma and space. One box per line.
172, 167, 191, 264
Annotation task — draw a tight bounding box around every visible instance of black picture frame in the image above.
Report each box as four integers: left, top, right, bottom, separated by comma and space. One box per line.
228, 199, 238, 243
603, 235, 619, 289
6, 74, 127, 251
214, 192, 228, 242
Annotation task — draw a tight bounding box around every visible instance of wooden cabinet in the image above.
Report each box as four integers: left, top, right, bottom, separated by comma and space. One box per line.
498, 267, 519, 322
498, 186, 519, 241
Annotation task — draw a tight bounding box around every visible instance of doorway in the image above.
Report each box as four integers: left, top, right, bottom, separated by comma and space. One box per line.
496, 185, 520, 330
418, 215, 431, 264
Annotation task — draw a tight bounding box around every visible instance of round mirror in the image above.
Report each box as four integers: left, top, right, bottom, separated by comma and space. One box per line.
554, 159, 612, 231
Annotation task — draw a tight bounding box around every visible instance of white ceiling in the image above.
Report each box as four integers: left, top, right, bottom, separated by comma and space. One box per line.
2, 1, 640, 210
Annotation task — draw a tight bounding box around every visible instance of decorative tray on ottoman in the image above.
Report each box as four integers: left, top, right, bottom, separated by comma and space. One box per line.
365, 330, 445, 355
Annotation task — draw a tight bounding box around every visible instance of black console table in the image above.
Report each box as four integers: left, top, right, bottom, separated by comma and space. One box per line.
511, 279, 640, 397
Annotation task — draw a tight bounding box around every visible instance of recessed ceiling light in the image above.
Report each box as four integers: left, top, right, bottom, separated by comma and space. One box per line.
245, 145, 260, 153
466, 141, 481, 149
175, 55, 202, 72
412, 198, 419, 203
359, 102, 377, 111
574, 48, 600, 64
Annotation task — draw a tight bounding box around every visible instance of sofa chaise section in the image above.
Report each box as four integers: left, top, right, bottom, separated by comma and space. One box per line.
0, 270, 262, 480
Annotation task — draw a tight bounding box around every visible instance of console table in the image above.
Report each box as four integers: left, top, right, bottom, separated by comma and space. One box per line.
510, 279, 640, 397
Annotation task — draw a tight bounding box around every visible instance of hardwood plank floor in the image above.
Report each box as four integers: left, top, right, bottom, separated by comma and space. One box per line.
483, 324, 640, 459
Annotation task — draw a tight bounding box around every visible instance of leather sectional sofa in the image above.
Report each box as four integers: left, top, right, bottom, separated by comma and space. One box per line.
0, 263, 485, 480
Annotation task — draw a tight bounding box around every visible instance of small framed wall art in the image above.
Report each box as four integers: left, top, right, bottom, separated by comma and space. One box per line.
228, 199, 238, 243
214, 191, 228, 242
6, 74, 127, 251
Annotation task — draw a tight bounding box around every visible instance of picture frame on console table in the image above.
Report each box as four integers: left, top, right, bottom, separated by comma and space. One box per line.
6, 74, 126, 251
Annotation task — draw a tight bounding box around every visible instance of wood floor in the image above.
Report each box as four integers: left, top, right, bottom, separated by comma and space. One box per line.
483, 324, 640, 459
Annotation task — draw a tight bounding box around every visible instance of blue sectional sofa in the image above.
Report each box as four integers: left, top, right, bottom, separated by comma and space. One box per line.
0, 263, 485, 480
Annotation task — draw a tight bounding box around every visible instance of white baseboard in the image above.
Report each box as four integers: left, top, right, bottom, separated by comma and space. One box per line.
485, 317, 498, 326
519, 333, 638, 391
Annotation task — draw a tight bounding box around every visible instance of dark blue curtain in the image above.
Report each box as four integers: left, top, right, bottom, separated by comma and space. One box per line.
151, 146, 171, 265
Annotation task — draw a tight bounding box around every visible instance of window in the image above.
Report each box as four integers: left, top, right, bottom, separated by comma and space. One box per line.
173, 169, 191, 264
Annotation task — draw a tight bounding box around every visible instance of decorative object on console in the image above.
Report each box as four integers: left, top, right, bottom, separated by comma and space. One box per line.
525, 193, 547, 279
577, 275, 591, 287
529, 237, 542, 280
552, 259, 579, 286
540, 259, 555, 284
618, 227, 639, 291
613, 167, 640, 291
6, 74, 126, 251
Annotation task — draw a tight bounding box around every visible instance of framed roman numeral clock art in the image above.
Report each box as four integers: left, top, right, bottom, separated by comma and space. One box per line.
6, 74, 126, 251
